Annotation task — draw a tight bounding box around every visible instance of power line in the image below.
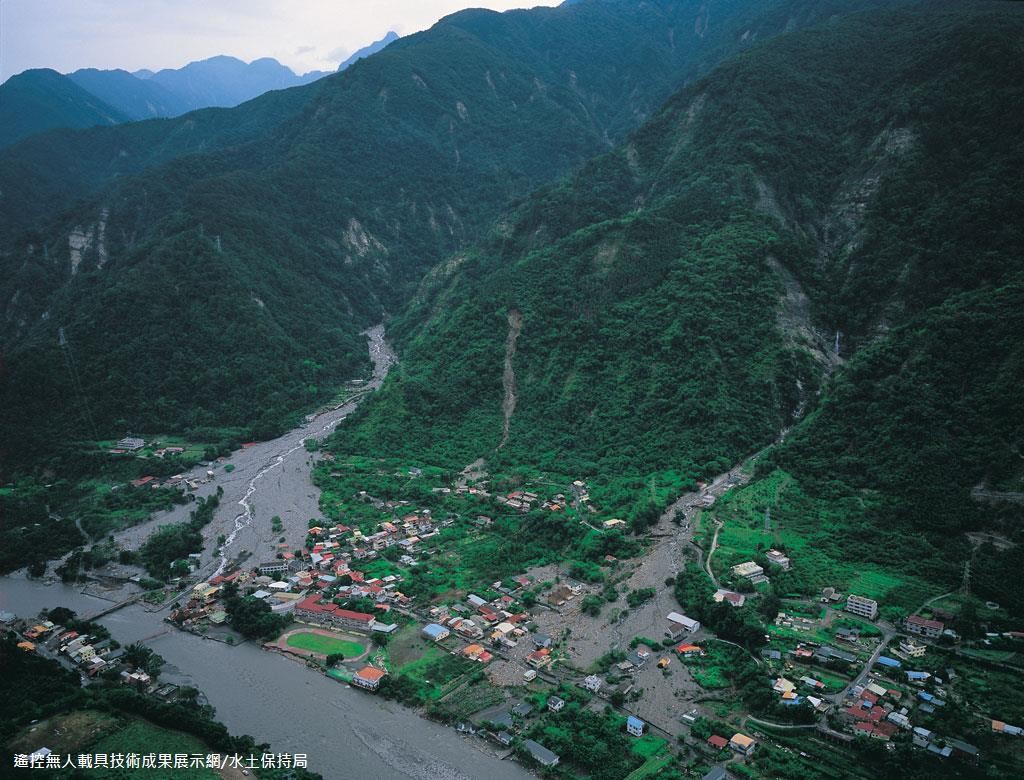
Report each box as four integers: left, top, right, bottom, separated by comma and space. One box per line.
58, 326, 99, 441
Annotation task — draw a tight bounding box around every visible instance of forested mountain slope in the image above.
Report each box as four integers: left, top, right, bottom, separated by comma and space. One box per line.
331, 0, 1024, 567
0, 69, 128, 148
141, 55, 329, 108
67, 68, 196, 121
0, 79, 324, 240
0, 0, 903, 475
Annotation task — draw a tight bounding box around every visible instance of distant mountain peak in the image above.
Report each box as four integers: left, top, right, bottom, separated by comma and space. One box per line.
338, 30, 400, 71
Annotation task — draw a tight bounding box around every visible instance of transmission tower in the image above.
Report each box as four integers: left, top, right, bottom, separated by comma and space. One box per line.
960, 559, 971, 596
58, 326, 99, 441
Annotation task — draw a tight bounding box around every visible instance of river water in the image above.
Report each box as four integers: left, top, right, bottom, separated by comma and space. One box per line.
0, 327, 532, 780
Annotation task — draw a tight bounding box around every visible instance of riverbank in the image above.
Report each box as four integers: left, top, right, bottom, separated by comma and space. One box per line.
1, 326, 533, 780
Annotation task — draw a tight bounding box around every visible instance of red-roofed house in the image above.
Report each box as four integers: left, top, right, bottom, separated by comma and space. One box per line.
842, 704, 886, 724
708, 735, 729, 750
352, 666, 386, 691
526, 648, 551, 668
675, 643, 704, 656
854, 721, 898, 741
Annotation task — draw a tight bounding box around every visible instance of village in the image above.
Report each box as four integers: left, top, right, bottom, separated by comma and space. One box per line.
46, 446, 1013, 780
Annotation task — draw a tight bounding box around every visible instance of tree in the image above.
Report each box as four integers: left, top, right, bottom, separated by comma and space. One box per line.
46, 607, 76, 625
759, 593, 782, 621
325, 653, 345, 667
581, 595, 603, 617
122, 643, 164, 678
225, 595, 288, 640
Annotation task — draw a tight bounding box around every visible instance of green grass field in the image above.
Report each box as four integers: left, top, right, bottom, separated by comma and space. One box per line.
86, 720, 218, 779
632, 734, 667, 758
285, 631, 366, 657
624, 752, 673, 780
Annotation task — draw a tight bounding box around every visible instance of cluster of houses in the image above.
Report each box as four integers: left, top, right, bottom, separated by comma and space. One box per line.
12, 617, 166, 695
770, 675, 831, 713
126, 469, 214, 493
477, 695, 652, 770
302, 511, 442, 565
495, 490, 542, 512
911, 727, 980, 762
171, 531, 415, 632
106, 435, 223, 491
55, 627, 121, 678
830, 660, 986, 758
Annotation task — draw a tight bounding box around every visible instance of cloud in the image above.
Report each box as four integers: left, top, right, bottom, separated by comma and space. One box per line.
294, 45, 316, 55
327, 45, 349, 62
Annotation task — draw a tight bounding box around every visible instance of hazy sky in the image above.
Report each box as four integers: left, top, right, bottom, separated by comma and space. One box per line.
0, 0, 562, 80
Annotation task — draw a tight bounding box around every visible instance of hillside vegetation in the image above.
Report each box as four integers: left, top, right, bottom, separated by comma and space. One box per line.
330, 2, 1024, 587
0, 69, 127, 148
0, 0, 901, 476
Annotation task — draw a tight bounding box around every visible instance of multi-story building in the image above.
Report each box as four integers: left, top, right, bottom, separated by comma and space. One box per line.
732, 561, 764, 579
845, 594, 879, 620
295, 595, 374, 631
258, 560, 288, 576
905, 615, 944, 638
899, 638, 927, 657
765, 549, 791, 570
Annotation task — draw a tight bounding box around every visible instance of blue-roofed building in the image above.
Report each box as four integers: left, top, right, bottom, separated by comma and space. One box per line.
421, 623, 450, 642
626, 715, 645, 737
522, 739, 560, 767
927, 742, 952, 758
876, 656, 902, 669
906, 671, 930, 682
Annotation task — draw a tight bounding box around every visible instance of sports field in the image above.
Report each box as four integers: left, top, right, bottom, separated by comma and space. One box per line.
285, 630, 366, 657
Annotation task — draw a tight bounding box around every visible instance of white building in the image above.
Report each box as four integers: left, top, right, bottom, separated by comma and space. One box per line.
765, 549, 791, 570
731, 561, 764, 579
666, 612, 701, 632
899, 638, 927, 657
845, 594, 879, 620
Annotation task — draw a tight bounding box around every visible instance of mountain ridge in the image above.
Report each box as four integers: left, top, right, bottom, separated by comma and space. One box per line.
327, 2, 1024, 601
0, 0, 919, 475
